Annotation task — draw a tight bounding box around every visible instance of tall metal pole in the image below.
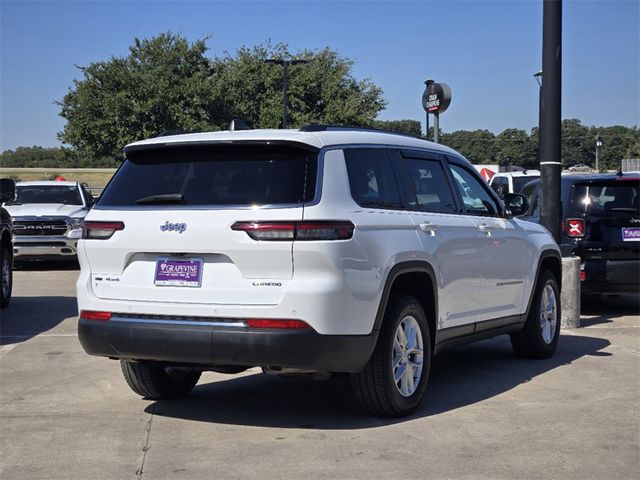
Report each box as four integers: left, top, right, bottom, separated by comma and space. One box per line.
282, 60, 289, 129
433, 113, 439, 143
425, 112, 429, 140
539, 0, 562, 244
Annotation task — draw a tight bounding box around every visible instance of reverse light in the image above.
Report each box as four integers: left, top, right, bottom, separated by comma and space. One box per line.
80, 310, 112, 321
231, 221, 354, 241
245, 319, 311, 329
563, 218, 585, 238
83, 221, 125, 239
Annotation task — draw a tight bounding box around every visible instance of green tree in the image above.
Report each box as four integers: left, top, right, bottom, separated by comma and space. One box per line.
592, 125, 640, 170
212, 43, 385, 129
441, 129, 496, 164
560, 118, 592, 168
58, 33, 221, 161
58, 34, 386, 160
374, 119, 422, 137
494, 128, 537, 168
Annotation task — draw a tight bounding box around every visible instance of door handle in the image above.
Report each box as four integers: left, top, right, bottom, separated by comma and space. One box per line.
478, 224, 492, 235
419, 222, 439, 236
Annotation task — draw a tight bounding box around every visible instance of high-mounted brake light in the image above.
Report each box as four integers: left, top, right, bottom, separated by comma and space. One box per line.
231, 221, 354, 241
80, 310, 112, 321
245, 319, 311, 329
83, 221, 125, 239
563, 218, 585, 238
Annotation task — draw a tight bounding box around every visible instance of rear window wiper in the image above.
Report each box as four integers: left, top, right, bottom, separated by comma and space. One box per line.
135, 193, 187, 205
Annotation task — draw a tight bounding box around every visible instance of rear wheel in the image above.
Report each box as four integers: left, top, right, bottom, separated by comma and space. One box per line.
0, 243, 12, 309
510, 270, 560, 359
120, 361, 201, 399
351, 294, 432, 417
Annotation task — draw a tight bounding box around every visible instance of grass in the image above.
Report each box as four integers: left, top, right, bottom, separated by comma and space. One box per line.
0, 168, 117, 188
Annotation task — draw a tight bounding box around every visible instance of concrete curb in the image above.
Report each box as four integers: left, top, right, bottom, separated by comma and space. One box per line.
561, 256, 581, 328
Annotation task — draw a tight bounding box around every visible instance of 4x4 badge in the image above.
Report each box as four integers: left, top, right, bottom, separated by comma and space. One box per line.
160, 221, 187, 233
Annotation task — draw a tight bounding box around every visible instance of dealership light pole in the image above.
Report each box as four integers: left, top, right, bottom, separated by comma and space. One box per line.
595, 137, 602, 172
264, 58, 309, 129
538, 0, 562, 244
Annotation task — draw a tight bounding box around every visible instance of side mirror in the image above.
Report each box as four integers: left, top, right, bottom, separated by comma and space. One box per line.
0, 178, 16, 203
504, 193, 528, 217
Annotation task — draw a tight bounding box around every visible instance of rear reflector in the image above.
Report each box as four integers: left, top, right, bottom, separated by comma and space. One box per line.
563, 218, 585, 237
245, 319, 311, 329
83, 221, 125, 240
232, 221, 354, 241
580, 271, 586, 282
80, 310, 112, 321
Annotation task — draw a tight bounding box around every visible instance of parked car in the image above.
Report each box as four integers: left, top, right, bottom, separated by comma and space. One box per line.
567, 164, 591, 173
0, 179, 15, 308
77, 126, 561, 417
520, 173, 639, 295
490, 170, 540, 197
2, 181, 94, 262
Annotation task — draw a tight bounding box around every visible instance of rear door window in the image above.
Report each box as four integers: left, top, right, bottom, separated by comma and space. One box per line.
98, 144, 318, 207
344, 148, 403, 209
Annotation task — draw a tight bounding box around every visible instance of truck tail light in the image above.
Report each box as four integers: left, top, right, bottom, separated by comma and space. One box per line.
245, 319, 311, 329
231, 221, 354, 241
563, 218, 585, 238
80, 310, 112, 321
83, 221, 125, 239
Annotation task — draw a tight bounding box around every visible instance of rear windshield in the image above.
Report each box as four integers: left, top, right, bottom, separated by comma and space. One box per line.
11, 185, 82, 205
572, 181, 640, 215
513, 176, 539, 193
98, 144, 318, 207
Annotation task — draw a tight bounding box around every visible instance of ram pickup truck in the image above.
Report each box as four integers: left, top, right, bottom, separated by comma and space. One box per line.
3, 181, 94, 262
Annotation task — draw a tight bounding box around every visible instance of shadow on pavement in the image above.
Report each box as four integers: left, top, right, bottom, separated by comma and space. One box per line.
14, 260, 80, 271
0, 296, 77, 345
580, 294, 639, 327
146, 333, 610, 429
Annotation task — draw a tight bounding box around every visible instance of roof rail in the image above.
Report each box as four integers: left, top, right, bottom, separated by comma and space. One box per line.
299, 124, 422, 139
158, 129, 189, 137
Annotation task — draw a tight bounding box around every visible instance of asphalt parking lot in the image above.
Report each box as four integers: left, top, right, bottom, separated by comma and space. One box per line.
1, 267, 638, 480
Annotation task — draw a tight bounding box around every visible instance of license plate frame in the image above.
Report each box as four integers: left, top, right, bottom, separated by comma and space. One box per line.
622, 227, 640, 242
154, 258, 203, 287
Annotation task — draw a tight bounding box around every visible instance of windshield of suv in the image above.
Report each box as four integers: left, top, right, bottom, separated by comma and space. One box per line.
98, 144, 318, 207
572, 181, 640, 215
10, 185, 83, 205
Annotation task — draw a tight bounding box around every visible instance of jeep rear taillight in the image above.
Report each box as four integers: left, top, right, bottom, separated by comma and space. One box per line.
80, 310, 112, 321
83, 221, 125, 239
231, 221, 354, 241
245, 319, 311, 329
563, 218, 585, 238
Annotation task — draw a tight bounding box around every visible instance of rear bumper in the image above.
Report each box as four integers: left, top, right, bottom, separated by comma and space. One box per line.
582, 258, 640, 294
78, 316, 378, 373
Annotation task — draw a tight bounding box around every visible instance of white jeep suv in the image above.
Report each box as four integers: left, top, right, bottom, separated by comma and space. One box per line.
77, 126, 561, 417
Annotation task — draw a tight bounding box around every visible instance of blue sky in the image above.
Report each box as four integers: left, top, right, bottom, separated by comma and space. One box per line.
1, 0, 638, 151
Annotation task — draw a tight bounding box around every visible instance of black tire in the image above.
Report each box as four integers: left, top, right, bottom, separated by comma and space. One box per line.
351, 294, 432, 417
120, 360, 201, 399
0, 243, 13, 309
510, 270, 561, 359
